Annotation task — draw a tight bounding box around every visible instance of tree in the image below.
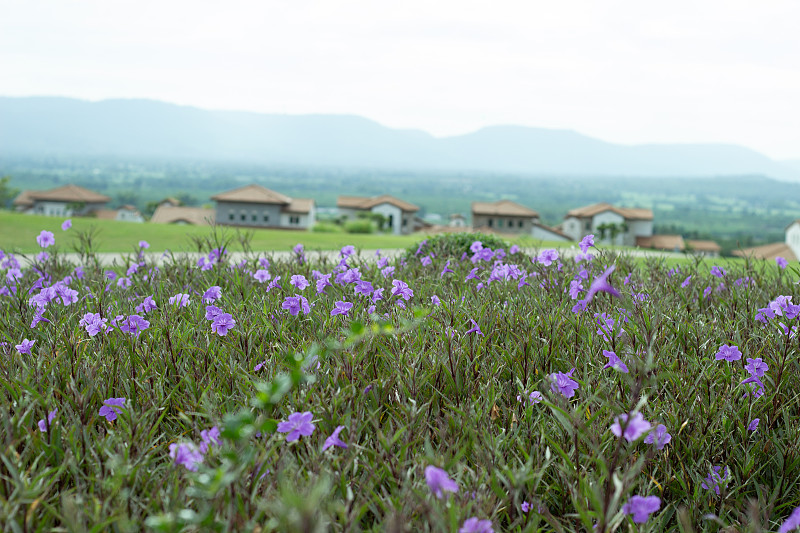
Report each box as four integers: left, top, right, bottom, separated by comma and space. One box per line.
0, 176, 19, 209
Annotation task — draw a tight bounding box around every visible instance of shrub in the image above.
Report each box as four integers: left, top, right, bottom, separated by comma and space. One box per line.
311, 222, 343, 233
406, 231, 510, 259
344, 219, 374, 234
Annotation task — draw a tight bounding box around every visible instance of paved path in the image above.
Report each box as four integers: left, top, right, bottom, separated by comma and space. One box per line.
16, 245, 686, 268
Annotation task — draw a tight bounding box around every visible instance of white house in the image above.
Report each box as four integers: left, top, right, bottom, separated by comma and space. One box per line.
531, 223, 572, 242
212, 184, 315, 230
13, 184, 111, 217
337, 195, 419, 235
786, 220, 800, 259
562, 202, 653, 246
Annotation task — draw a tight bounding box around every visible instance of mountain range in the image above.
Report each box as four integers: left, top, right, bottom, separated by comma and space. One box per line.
1, 96, 798, 181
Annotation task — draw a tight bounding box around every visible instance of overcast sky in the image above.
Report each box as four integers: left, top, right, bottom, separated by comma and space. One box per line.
1, 0, 798, 159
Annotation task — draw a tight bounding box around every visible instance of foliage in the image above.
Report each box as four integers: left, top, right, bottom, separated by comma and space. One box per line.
343, 219, 375, 234
0, 175, 19, 209
406, 231, 511, 259
311, 222, 344, 233
1, 228, 800, 530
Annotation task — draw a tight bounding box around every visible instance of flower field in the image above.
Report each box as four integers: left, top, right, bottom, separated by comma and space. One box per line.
2, 226, 800, 532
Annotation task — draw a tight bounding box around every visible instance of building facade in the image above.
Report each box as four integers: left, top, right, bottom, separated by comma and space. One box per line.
471, 200, 539, 234
563, 202, 653, 246
337, 195, 419, 235
212, 185, 315, 230
13, 184, 111, 216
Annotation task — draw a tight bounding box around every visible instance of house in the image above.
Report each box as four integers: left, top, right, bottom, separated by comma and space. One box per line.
471, 200, 539, 234
150, 206, 215, 226
449, 213, 467, 228
563, 202, 653, 246
735, 220, 800, 261
636, 235, 685, 253
337, 195, 419, 235
211, 184, 315, 230
13, 184, 111, 217
686, 239, 721, 258
94, 205, 145, 223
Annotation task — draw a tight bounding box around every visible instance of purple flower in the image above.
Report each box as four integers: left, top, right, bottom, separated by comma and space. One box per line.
36, 230, 55, 248
169, 443, 204, 471
622, 495, 661, 524
139, 240, 150, 249
610, 412, 651, 442
715, 344, 742, 362
579, 234, 595, 253
537, 249, 558, 266
681, 275, 692, 288
459, 517, 494, 533
169, 293, 190, 308
779, 505, 800, 533
741, 375, 766, 398
340, 245, 355, 258
61, 219, 72, 231
277, 411, 315, 442
119, 315, 150, 337
391, 280, 414, 301
424, 465, 458, 499
703, 286, 712, 299
199, 426, 221, 454
431, 295, 441, 306
440, 260, 454, 277
569, 280, 583, 300
37, 409, 57, 432
253, 269, 271, 283
99, 397, 126, 422
421, 255, 432, 267
549, 368, 579, 398
748, 418, 760, 432
15, 339, 35, 355
470, 241, 483, 253
322, 425, 348, 451
282, 295, 310, 316
521, 501, 531, 513
316, 273, 333, 294
701, 465, 729, 495
290, 274, 309, 290
509, 244, 520, 254
331, 301, 353, 317
777, 256, 789, 269
584, 265, 621, 302
354, 280, 374, 296
710, 266, 726, 278
465, 319, 484, 336
602, 350, 629, 373
745, 357, 768, 378
517, 391, 543, 405
201, 286, 221, 303
36, 251, 50, 262
644, 424, 672, 450
211, 313, 236, 336
80, 312, 108, 336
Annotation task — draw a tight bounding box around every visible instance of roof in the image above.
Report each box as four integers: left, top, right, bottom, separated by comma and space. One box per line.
150, 206, 215, 226
211, 184, 292, 205
566, 202, 653, 221
337, 195, 419, 212
532, 222, 572, 240
13, 190, 35, 207
733, 242, 797, 261
16, 184, 111, 204
281, 198, 315, 214
686, 239, 721, 252
471, 200, 539, 217
785, 220, 800, 230
636, 235, 685, 251
159, 197, 181, 207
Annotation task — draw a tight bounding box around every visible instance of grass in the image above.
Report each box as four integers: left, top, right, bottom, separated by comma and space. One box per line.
0, 211, 422, 253
2, 226, 799, 531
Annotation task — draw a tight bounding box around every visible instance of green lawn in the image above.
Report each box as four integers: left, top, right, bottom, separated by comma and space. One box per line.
0, 212, 426, 253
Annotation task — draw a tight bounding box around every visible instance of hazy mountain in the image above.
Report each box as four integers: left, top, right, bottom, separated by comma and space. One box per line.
1, 96, 798, 180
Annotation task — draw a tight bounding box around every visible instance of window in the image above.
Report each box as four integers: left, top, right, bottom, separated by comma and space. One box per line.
240, 213, 246, 221
402, 217, 407, 227
263, 214, 269, 223
518, 220, 523, 228
252, 213, 257, 222
289, 216, 300, 225
228, 213, 234, 221
488, 219, 493, 227
584, 220, 591, 231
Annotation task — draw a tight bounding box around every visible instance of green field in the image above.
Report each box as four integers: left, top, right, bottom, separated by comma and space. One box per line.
0, 211, 579, 254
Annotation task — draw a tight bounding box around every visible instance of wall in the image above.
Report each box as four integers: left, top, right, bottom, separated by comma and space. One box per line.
787, 222, 800, 259
472, 215, 535, 234
371, 203, 404, 234
216, 201, 284, 228
531, 225, 570, 242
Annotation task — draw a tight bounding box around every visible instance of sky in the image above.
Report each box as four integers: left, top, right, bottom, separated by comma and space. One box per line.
1, 0, 799, 159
